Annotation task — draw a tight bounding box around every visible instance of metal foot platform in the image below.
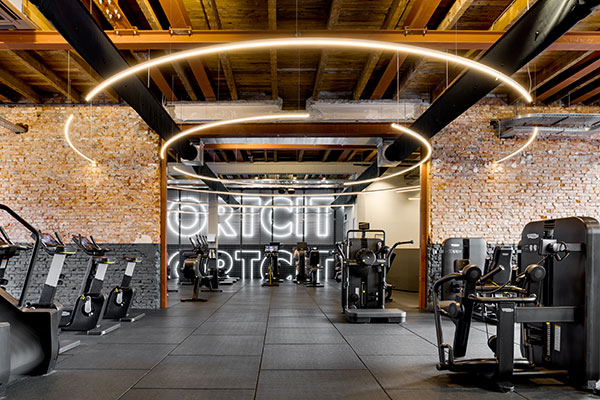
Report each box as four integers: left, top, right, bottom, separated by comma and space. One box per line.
345, 308, 406, 323
181, 298, 208, 302
87, 322, 121, 335
120, 312, 145, 322
58, 338, 81, 354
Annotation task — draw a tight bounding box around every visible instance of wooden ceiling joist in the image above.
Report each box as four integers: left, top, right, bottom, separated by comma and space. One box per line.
172, 62, 198, 101
268, 0, 278, 100
337, 149, 351, 162
68, 51, 119, 102
136, 0, 162, 30
201, 0, 238, 100
158, 0, 215, 101
537, 53, 600, 101
393, 0, 473, 100
312, 0, 343, 100
370, 0, 442, 100
12, 50, 81, 102
0, 66, 41, 103
352, 0, 408, 100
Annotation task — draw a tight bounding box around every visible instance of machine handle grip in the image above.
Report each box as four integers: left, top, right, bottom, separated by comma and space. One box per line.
388, 240, 414, 260
480, 264, 505, 283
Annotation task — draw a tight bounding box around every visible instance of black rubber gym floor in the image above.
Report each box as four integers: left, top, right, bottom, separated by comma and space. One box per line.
6, 281, 596, 399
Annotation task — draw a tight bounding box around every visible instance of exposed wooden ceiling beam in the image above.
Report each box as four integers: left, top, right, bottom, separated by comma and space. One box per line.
393, 0, 473, 100
136, 0, 162, 30
11, 50, 81, 103
158, 0, 215, 101
0, 93, 12, 103
322, 149, 331, 161
68, 51, 119, 102
537, 54, 600, 101
298, 149, 304, 162
352, 0, 408, 100
207, 149, 221, 162
172, 62, 198, 101
365, 149, 378, 162
134, 51, 178, 101
370, 0, 442, 100
201, 0, 238, 100
432, 0, 533, 102
273, 150, 277, 162
337, 149, 351, 162
268, 0, 278, 100
2, 30, 598, 51
220, 149, 229, 162
0, 66, 41, 102
312, 0, 343, 100
234, 149, 244, 162
571, 84, 600, 104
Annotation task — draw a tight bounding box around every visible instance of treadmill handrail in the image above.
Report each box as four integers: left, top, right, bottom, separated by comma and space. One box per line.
0, 204, 41, 307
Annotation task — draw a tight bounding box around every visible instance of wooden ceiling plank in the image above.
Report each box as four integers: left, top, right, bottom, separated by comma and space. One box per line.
572, 85, 600, 104
137, 0, 163, 30
172, 62, 198, 100
337, 148, 351, 162
322, 149, 331, 161
432, 0, 534, 102
201, 0, 238, 100
0, 66, 41, 102
159, 0, 215, 101
312, 0, 343, 100
268, 0, 278, 100
352, 0, 408, 100
370, 0, 442, 100
12, 50, 81, 102
537, 56, 600, 101
393, 0, 474, 100
298, 149, 304, 162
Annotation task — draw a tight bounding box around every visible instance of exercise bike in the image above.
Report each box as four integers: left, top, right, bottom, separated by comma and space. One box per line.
262, 243, 280, 287
60, 235, 120, 335
103, 256, 145, 322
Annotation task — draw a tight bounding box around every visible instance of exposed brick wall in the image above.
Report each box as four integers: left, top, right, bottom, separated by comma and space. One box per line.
429, 101, 600, 245
0, 105, 161, 308
0, 105, 160, 243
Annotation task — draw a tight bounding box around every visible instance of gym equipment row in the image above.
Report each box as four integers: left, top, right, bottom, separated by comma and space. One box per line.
0, 204, 144, 398
434, 216, 600, 393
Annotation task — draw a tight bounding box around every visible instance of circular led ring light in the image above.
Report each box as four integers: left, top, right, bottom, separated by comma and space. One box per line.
64, 114, 96, 165
171, 123, 430, 188
85, 38, 532, 103
493, 127, 539, 164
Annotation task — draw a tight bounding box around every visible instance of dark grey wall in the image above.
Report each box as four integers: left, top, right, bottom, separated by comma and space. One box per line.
4, 243, 160, 309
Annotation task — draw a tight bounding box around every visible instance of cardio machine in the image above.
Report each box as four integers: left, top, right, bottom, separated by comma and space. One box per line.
60, 235, 120, 335
180, 234, 211, 302
294, 242, 308, 283
433, 216, 600, 393
305, 246, 324, 287
31, 233, 81, 353
103, 256, 145, 322
337, 222, 412, 323
0, 204, 61, 399
262, 242, 280, 287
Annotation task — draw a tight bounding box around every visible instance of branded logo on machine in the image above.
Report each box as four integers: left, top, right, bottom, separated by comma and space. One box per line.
527, 233, 540, 240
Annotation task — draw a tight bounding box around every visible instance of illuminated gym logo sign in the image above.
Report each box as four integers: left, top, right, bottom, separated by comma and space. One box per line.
168, 196, 334, 240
